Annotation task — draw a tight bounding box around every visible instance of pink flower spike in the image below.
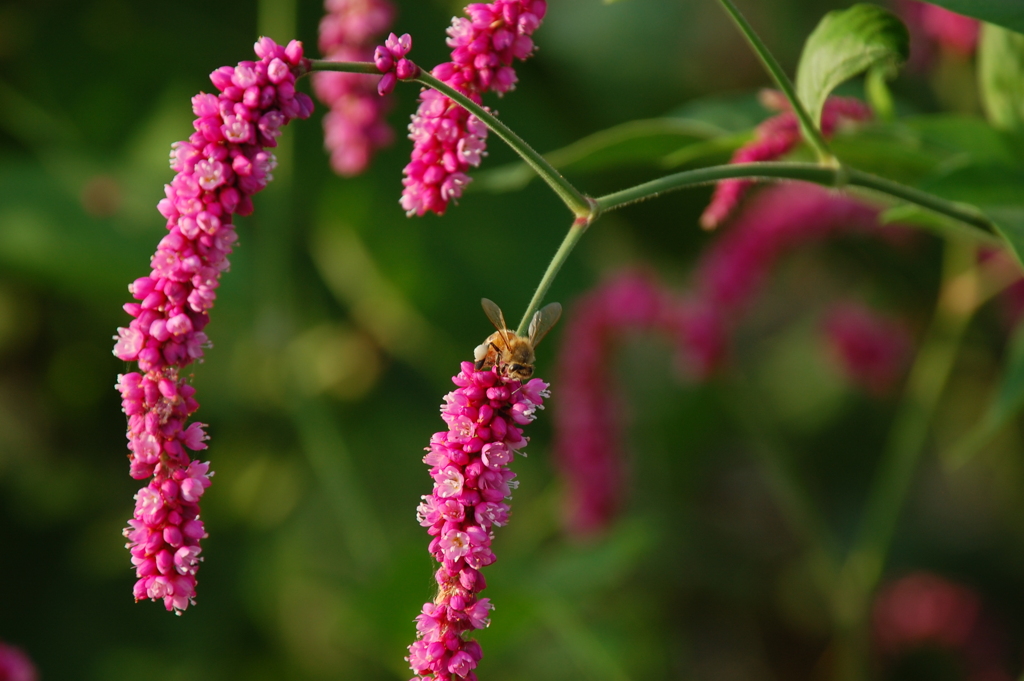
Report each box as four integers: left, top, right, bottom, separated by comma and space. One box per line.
314, 0, 396, 177
115, 37, 312, 614
401, 0, 548, 216
408, 361, 548, 679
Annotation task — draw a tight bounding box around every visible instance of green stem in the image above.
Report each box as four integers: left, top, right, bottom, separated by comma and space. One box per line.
306, 59, 380, 75
414, 71, 593, 220
515, 218, 589, 336
728, 374, 841, 562
725, 372, 842, 608
306, 60, 594, 220
838, 239, 976, 623
714, 0, 836, 165
593, 162, 996, 238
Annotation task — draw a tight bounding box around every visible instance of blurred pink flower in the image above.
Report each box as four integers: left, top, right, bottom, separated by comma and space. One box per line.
0, 642, 37, 681
314, 0, 396, 176
553, 185, 899, 535
114, 38, 312, 614
822, 302, 913, 396
695, 183, 881, 312
700, 93, 872, 229
554, 271, 725, 535
976, 249, 1024, 328
873, 572, 1011, 681
896, 0, 979, 69
409, 362, 548, 680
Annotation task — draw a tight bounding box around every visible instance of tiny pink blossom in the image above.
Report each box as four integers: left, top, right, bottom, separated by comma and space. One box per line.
435, 466, 465, 498
447, 651, 477, 677
374, 33, 418, 96
181, 422, 209, 451
113, 326, 145, 361
440, 529, 472, 560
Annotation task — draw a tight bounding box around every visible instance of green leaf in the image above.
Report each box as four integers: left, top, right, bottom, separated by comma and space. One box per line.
668, 91, 773, 132
474, 118, 726, 193
828, 123, 954, 185
660, 131, 751, 168
986, 206, 1024, 264
979, 22, 1024, 131
923, 0, 1024, 35
795, 4, 909, 128
902, 114, 1018, 164
864, 63, 896, 121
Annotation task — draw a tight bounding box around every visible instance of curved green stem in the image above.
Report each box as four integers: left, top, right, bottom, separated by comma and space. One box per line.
306, 59, 594, 220
715, 0, 836, 165
515, 217, 590, 336
413, 71, 593, 220
594, 162, 996, 238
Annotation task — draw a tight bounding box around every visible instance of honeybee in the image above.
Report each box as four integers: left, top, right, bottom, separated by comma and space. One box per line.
474, 298, 562, 381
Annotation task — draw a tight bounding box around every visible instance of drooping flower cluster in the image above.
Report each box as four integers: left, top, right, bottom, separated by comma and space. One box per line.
552, 185, 909, 535
113, 38, 313, 613
821, 302, 912, 396
694, 183, 882, 313
401, 0, 548, 216
314, 0, 396, 176
700, 93, 873, 229
873, 572, 1011, 681
554, 271, 724, 534
409, 362, 549, 680
0, 641, 37, 681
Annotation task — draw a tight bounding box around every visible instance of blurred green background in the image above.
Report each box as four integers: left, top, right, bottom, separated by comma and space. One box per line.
2, 0, 1023, 679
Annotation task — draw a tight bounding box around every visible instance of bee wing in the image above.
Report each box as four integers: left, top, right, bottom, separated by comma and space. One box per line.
481, 298, 513, 349
528, 302, 562, 348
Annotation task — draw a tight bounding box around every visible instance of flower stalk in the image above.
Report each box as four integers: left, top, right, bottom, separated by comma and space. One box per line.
714, 0, 837, 165
306, 61, 1000, 250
